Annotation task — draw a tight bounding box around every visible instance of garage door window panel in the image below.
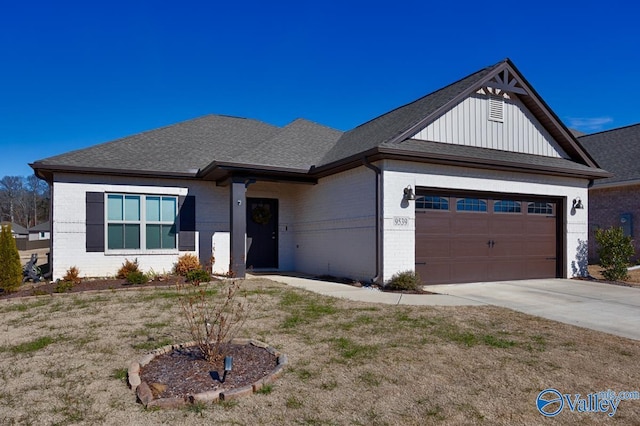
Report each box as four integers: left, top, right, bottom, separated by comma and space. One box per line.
527, 202, 554, 215
494, 200, 522, 213
416, 196, 449, 210
456, 198, 487, 212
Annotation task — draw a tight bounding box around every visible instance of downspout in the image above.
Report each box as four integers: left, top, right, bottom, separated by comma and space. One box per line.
363, 158, 382, 284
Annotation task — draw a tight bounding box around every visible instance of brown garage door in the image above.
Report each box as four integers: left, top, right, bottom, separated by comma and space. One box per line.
415, 194, 558, 285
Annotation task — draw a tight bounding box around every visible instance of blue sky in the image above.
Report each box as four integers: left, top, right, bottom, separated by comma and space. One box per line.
1, 0, 638, 177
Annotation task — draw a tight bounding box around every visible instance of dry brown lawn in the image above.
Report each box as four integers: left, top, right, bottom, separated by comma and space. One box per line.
0, 278, 639, 425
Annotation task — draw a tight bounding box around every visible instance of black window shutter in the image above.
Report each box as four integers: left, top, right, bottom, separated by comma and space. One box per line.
86, 192, 105, 252
178, 195, 196, 251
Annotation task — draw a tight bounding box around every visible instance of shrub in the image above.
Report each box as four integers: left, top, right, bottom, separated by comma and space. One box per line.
176, 280, 249, 364
595, 226, 635, 281
53, 281, 74, 293
62, 266, 81, 285
186, 269, 211, 284
126, 271, 148, 285
174, 254, 201, 276
0, 224, 22, 293
116, 258, 140, 279
386, 270, 422, 291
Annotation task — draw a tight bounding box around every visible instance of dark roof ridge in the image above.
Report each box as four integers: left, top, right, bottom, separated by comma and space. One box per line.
577, 122, 640, 139
350, 60, 505, 137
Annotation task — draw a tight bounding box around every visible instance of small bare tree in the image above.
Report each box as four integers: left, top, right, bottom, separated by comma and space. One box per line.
176, 280, 249, 363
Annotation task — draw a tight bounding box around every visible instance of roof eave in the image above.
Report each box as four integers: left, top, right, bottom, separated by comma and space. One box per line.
199, 161, 317, 185
30, 163, 200, 181
311, 147, 611, 180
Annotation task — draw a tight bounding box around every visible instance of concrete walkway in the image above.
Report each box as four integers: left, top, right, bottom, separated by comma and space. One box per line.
250, 274, 485, 306
252, 274, 640, 341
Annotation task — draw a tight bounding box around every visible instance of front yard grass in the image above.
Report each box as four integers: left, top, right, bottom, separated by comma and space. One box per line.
0, 278, 638, 425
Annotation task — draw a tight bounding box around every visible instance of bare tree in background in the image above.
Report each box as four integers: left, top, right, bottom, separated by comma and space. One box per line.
25, 175, 49, 226
0, 175, 49, 227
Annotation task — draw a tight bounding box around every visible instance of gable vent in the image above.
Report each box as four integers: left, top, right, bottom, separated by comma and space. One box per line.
488, 95, 504, 122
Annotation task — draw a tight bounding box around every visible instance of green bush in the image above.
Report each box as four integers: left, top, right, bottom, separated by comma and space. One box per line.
595, 226, 635, 281
186, 269, 211, 284
0, 224, 22, 293
53, 281, 74, 293
386, 270, 422, 291
125, 271, 148, 285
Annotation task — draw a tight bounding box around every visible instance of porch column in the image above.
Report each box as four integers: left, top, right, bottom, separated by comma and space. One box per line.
230, 178, 247, 278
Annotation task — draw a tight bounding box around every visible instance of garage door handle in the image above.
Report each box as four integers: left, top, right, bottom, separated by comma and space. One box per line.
487, 240, 495, 248
415, 262, 426, 265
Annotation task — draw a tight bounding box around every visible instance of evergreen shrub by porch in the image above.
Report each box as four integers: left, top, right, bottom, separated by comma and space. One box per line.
186, 268, 211, 284
0, 224, 22, 293
595, 226, 635, 281
126, 271, 149, 285
386, 270, 422, 291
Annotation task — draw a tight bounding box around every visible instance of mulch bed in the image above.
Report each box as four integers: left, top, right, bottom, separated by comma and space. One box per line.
139, 344, 278, 399
0, 276, 189, 300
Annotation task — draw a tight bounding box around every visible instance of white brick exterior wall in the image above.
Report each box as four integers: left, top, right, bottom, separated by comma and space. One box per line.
380, 159, 590, 282
291, 167, 376, 281
51, 173, 228, 280
50, 159, 590, 284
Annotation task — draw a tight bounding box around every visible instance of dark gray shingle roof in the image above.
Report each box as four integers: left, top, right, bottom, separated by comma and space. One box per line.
33, 115, 282, 176
578, 123, 640, 186
236, 118, 343, 170
396, 139, 610, 178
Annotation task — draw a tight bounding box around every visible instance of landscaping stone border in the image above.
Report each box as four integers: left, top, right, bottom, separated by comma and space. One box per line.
127, 338, 287, 409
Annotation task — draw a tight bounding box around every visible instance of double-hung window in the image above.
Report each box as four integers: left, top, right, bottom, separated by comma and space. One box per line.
106, 194, 177, 251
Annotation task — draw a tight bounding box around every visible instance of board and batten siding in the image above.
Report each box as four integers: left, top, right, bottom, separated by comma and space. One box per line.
411, 93, 569, 158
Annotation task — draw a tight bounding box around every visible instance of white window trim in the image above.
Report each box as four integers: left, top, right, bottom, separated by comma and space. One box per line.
104, 193, 179, 255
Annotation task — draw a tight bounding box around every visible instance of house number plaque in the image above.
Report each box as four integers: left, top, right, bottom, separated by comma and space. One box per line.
393, 216, 409, 226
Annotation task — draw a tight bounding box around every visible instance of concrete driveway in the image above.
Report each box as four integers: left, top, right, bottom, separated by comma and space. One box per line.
427, 279, 640, 341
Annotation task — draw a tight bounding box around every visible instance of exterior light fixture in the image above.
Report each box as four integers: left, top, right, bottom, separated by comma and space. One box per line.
572, 197, 584, 210
222, 355, 233, 382
403, 185, 416, 201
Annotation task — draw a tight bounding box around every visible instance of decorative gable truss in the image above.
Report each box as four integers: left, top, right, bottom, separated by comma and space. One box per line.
410, 68, 570, 159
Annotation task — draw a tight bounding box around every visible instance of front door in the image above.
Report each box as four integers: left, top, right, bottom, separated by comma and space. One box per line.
246, 198, 278, 269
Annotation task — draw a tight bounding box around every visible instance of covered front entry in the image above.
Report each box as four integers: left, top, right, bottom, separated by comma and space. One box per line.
246, 197, 279, 269
415, 191, 560, 285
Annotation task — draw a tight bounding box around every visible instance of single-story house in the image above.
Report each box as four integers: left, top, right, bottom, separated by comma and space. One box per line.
578, 124, 640, 263
28, 221, 51, 241
0, 222, 28, 239
31, 59, 609, 284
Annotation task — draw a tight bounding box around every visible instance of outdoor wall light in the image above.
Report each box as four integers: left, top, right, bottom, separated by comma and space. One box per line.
403, 185, 416, 201
222, 356, 233, 383
572, 197, 584, 210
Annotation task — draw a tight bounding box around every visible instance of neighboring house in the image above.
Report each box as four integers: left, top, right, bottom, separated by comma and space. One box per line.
578, 124, 640, 263
31, 59, 609, 284
28, 221, 51, 241
0, 222, 28, 239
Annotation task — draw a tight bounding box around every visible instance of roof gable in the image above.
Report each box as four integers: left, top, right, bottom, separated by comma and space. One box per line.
410, 90, 570, 159
319, 59, 600, 171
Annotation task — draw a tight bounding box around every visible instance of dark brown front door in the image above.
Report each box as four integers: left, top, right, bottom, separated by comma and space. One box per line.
246, 198, 278, 269
415, 194, 558, 284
